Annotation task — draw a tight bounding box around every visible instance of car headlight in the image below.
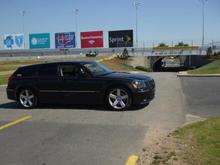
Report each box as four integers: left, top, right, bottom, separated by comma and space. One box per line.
132, 80, 146, 89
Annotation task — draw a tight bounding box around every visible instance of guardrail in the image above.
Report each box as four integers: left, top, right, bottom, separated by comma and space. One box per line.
0, 47, 216, 58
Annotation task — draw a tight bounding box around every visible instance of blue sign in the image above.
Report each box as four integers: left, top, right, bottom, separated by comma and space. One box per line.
15, 35, 24, 47
3, 35, 14, 48
29, 33, 50, 49
55, 32, 75, 49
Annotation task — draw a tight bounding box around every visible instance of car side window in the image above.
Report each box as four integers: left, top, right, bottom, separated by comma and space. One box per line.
59, 64, 85, 78
38, 64, 58, 77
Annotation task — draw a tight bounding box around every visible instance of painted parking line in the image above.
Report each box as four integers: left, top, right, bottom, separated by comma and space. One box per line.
125, 155, 138, 165
0, 115, 32, 131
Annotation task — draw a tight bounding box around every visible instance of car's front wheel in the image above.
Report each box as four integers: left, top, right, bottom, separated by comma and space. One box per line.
18, 89, 38, 109
107, 87, 132, 110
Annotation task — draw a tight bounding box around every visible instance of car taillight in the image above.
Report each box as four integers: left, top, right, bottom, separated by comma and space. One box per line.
8, 74, 14, 82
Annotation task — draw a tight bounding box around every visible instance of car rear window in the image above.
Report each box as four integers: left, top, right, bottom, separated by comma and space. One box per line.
38, 64, 58, 76
14, 66, 37, 78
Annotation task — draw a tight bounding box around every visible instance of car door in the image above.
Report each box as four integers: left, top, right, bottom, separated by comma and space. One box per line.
36, 63, 62, 103
58, 63, 104, 104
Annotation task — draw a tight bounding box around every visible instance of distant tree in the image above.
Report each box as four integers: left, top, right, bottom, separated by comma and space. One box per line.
157, 43, 168, 47
207, 47, 213, 56
175, 42, 189, 47
176, 42, 184, 46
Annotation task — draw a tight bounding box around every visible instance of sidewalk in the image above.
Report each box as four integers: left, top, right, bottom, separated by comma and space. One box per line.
177, 71, 220, 77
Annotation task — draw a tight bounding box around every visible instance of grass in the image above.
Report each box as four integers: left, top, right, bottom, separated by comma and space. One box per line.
188, 59, 220, 74
174, 117, 220, 165
153, 46, 199, 51
0, 56, 104, 85
0, 56, 102, 72
135, 66, 152, 72
120, 64, 152, 72
120, 63, 137, 71
0, 74, 9, 85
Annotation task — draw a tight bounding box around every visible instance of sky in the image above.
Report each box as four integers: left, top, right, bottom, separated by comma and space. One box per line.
0, 0, 220, 49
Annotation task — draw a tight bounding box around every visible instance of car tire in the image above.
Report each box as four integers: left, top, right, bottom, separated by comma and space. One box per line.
106, 87, 132, 111
18, 88, 38, 109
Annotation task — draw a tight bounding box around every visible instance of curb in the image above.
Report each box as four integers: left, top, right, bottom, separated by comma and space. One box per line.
177, 72, 220, 77
129, 71, 146, 74
183, 114, 206, 127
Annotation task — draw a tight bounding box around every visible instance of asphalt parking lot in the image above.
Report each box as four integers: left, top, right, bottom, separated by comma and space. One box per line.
181, 77, 220, 118
1, 72, 219, 165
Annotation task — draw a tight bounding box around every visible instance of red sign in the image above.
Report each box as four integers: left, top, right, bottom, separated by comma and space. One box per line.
80, 31, 104, 48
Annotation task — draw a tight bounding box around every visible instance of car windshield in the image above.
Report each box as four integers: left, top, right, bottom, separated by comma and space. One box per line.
83, 62, 113, 76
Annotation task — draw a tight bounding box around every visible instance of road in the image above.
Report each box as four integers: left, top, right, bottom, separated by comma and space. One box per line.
0, 73, 187, 165
181, 77, 220, 118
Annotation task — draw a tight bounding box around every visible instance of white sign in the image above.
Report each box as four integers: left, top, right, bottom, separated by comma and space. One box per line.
3, 34, 24, 49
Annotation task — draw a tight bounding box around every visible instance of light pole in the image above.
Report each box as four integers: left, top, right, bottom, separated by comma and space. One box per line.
21, 10, 26, 49
74, 9, 79, 48
134, 0, 140, 48
199, 0, 207, 47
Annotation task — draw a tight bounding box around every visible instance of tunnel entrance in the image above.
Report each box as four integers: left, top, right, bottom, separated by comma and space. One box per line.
152, 58, 163, 72
152, 56, 187, 72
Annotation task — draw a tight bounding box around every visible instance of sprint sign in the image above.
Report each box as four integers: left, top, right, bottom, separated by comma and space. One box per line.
80, 31, 104, 48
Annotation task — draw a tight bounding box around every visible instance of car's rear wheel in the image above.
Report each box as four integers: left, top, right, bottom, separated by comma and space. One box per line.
107, 87, 131, 110
19, 89, 37, 109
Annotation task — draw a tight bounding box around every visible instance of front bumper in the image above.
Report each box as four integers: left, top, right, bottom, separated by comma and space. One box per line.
132, 88, 155, 105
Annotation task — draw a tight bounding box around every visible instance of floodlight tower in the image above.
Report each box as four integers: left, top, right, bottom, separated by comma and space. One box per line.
134, 0, 140, 48
199, 0, 207, 47
21, 10, 26, 49
74, 9, 79, 48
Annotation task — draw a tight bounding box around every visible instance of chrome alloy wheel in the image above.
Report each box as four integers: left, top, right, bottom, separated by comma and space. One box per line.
108, 88, 129, 110
19, 89, 35, 108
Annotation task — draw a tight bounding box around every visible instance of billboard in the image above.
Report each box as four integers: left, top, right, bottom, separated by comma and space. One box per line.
81, 31, 104, 48
3, 34, 24, 49
55, 32, 75, 49
29, 33, 50, 49
108, 30, 133, 48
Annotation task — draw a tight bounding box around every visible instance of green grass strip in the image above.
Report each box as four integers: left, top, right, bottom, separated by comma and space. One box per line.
174, 117, 220, 165
188, 59, 220, 74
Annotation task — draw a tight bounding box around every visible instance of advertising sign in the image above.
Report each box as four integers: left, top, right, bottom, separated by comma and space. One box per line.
29, 33, 50, 49
108, 30, 133, 48
3, 34, 24, 49
55, 32, 75, 49
81, 31, 104, 48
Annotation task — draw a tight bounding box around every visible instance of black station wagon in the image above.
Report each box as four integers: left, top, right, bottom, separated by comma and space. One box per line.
7, 61, 155, 110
